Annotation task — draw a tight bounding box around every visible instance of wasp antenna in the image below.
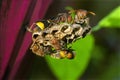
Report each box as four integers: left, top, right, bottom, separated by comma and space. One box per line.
26, 23, 36, 33
88, 11, 96, 15
26, 27, 33, 33
29, 23, 36, 29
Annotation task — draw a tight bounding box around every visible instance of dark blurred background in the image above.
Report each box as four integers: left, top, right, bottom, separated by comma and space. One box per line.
44, 0, 120, 79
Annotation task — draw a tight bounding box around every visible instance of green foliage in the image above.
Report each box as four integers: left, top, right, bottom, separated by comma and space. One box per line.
93, 6, 120, 31
45, 35, 94, 80
99, 56, 120, 80
30, 6, 120, 80
45, 6, 120, 80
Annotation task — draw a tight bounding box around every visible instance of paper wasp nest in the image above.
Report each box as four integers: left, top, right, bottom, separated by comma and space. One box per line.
27, 9, 95, 59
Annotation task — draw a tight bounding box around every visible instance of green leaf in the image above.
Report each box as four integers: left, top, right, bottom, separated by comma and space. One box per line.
45, 35, 94, 80
93, 6, 120, 31
99, 54, 120, 80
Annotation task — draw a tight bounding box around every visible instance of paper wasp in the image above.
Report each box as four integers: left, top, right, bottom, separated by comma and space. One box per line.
27, 7, 95, 59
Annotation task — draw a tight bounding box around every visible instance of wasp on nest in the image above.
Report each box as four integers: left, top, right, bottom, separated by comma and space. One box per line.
26, 7, 95, 59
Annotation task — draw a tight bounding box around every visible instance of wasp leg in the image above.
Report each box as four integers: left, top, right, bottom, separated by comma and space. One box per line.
26, 23, 36, 33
